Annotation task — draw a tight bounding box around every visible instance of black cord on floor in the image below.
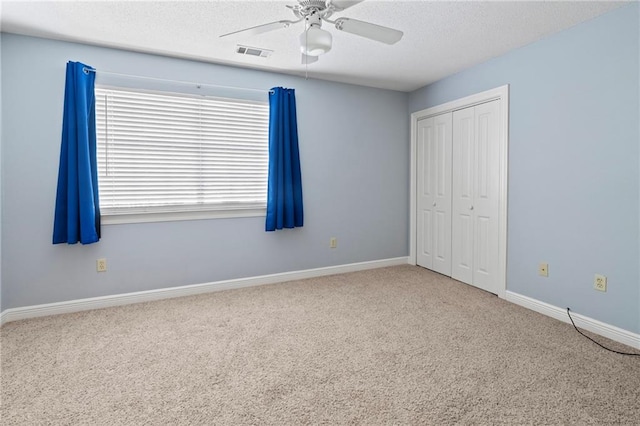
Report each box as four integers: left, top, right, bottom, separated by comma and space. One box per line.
566, 308, 640, 357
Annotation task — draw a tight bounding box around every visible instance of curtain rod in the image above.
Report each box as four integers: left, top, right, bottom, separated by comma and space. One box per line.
82, 67, 274, 95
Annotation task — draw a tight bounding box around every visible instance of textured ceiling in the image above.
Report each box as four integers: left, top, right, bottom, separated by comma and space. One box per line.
0, 0, 627, 92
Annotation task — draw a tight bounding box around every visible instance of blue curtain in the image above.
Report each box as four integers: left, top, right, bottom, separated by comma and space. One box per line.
266, 87, 304, 231
53, 61, 101, 244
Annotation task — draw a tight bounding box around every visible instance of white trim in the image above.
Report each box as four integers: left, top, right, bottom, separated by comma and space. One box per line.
102, 208, 265, 225
506, 291, 640, 350
0, 257, 409, 326
409, 85, 509, 299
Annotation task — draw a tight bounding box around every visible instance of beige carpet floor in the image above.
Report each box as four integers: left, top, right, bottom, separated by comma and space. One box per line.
1, 265, 639, 425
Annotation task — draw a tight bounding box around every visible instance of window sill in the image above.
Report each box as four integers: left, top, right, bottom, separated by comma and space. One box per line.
101, 208, 266, 225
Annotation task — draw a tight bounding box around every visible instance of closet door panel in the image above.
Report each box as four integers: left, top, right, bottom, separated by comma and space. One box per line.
432, 113, 452, 276
472, 101, 500, 293
416, 117, 435, 269
451, 108, 475, 285
417, 114, 452, 276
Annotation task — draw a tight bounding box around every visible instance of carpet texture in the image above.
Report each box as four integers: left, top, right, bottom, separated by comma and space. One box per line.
1, 265, 639, 425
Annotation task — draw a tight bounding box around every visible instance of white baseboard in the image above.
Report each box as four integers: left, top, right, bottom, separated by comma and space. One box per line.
0, 257, 409, 326
506, 291, 640, 350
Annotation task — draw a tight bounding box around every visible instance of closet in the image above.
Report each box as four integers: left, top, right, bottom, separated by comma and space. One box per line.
416, 99, 501, 295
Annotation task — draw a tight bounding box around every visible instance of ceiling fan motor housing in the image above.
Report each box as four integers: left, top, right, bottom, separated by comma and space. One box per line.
298, 1, 330, 13
292, 0, 335, 20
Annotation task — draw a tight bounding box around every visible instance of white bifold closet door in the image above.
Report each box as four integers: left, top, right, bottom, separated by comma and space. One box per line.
451, 100, 501, 294
416, 113, 452, 276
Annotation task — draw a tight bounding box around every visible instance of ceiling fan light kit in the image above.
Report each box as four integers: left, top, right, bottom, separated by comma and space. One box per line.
221, 0, 403, 64
300, 27, 332, 56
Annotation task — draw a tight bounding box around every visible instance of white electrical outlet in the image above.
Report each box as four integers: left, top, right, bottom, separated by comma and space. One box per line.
329, 237, 337, 249
538, 262, 548, 277
594, 274, 607, 292
96, 258, 107, 272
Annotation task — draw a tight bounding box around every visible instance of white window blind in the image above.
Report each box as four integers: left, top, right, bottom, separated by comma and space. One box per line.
95, 87, 269, 218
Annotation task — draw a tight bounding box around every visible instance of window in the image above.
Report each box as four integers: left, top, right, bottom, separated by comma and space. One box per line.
95, 87, 269, 224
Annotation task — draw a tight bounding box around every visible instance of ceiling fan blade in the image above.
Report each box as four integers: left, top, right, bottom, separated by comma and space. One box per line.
334, 18, 403, 45
220, 20, 297, 39
302, 54, 319, 65
330, 1, 366, 11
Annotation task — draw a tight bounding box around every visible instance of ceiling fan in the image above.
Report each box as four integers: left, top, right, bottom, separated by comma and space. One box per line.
220, 0, 404, 65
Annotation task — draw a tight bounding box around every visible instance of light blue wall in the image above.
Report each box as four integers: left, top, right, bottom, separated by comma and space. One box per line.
410, 3, 640, 333
0, 34, 409, 310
